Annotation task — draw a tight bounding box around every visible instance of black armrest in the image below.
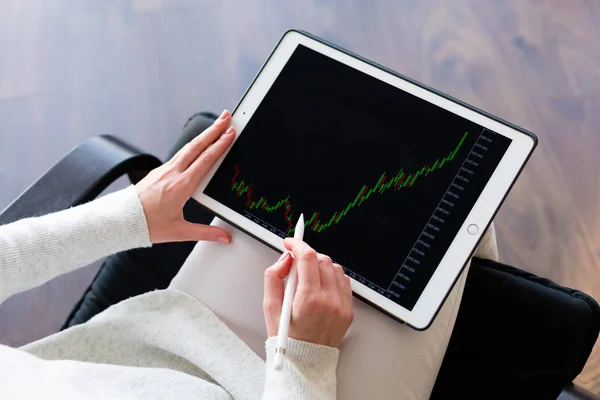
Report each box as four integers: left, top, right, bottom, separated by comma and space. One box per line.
0, 135, 162, 225
560, 384, 600, 400
432, 258, 600, 399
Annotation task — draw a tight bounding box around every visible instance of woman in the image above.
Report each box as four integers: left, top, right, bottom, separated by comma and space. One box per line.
0, 110, 354, 399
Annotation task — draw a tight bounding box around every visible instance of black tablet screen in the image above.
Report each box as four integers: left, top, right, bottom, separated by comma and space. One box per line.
204, 44, 511, 310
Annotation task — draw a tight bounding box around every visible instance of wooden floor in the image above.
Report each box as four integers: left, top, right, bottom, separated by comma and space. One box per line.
1, 0, 599, 394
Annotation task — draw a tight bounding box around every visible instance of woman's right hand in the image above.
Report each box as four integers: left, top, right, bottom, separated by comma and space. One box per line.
263, 238, 354, 348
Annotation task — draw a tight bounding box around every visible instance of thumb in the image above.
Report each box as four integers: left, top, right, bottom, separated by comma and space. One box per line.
263, 252, 293, 334
176, 221, 232, 243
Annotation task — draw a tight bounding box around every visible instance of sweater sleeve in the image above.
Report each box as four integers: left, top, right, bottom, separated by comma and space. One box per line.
0, 186, 152, 304
263, 337, 339, 400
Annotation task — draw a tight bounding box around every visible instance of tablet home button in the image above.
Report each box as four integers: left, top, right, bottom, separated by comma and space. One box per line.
467, 224, 479, 235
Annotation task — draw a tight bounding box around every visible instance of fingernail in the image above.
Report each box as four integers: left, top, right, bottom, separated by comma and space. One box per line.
217, 236, 230, 244
278, 252, 290, 262
219, 110, 230, 120
225, 126, 235, 135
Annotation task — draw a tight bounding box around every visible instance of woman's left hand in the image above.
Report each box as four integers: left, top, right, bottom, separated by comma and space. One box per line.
135, 109, 236, 244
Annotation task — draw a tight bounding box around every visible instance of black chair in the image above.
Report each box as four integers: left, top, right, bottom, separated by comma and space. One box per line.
1, 135, 598, 400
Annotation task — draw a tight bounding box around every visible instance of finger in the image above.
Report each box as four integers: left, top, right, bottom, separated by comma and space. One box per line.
317, 254, 336, 294
165, 145, 187, 167
334, 263, 353, 317
184, 124, 236, 188
172, 109, 231, 170
263, 252, 293, 332
333, 263, 346, 292
344, 275, 354, 322
174, 221, 232, 243
345, 275, 353, 296
283, 238, 320, 290
264, 252, 293, 306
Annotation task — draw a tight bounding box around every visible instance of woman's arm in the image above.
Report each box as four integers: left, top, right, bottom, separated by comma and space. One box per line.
0, 186, 151, 304
0, 110, 236, 305
262, 240, 354, 399
263, 337, 339, 399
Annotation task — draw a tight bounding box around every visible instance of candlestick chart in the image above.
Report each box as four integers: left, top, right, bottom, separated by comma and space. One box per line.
229, 132, 469, 235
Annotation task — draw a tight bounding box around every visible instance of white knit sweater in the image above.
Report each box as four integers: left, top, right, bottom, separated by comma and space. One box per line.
0, 186, 339, 399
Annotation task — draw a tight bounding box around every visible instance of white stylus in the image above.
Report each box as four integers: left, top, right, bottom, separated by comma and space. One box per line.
273, 213, 304, 371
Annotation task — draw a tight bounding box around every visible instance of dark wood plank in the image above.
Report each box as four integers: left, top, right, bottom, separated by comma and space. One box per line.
0, 0, 599, 392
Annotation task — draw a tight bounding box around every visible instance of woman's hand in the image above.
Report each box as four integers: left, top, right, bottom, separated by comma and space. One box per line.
136, 110, 235, 244
263, 238, 354, 348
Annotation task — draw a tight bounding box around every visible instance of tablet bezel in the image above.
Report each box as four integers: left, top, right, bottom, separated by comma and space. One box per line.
192, 30, 537, 330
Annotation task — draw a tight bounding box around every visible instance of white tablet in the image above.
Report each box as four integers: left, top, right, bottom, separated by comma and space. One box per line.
193, 30, 537, 330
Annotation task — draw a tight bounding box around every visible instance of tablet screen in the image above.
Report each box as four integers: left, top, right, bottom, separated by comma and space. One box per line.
204, 44, 512, 310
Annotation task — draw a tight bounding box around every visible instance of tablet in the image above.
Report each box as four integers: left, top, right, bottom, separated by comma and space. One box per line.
193, 30, 537, 330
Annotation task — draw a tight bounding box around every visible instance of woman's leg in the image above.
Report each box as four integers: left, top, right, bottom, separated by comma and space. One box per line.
62, 113, 219, 328
169, 216, 499, 400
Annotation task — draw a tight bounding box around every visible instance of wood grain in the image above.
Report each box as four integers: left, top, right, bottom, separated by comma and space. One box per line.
0, 0, 598, 393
